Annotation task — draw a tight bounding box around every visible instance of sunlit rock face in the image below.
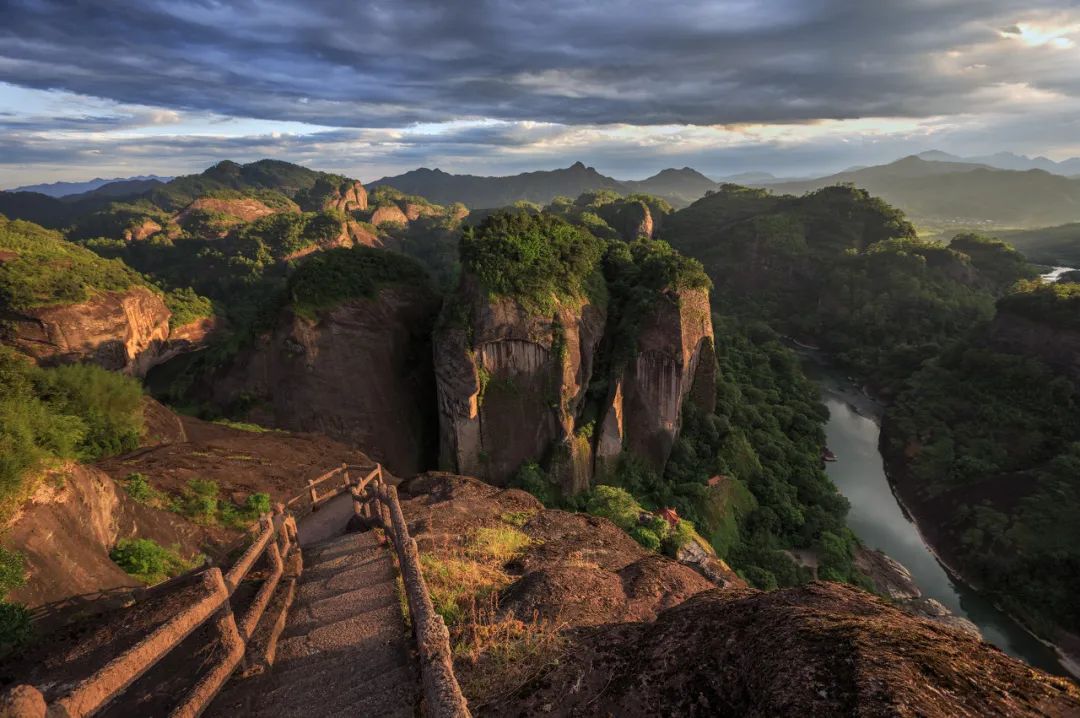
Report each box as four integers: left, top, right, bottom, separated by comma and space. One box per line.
596, 287, 716, 477
435, 278, 605, 491
3, 286, 173, 376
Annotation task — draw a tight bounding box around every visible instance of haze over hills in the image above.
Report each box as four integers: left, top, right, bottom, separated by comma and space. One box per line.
8, 154, 1080, 232
764, 156, 1080, 227
916, 150, 1080, 176
10, 175, 172, 198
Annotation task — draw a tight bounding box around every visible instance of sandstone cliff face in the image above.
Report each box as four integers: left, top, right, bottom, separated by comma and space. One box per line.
321, 180, 368, 214
989, 310, 1080, 382
598, 199, 660, 241
2, 464, 210, 609
368, 204, 410, 227
213, 286, 441, 476
122, 219, 162, 242
595, 288, 716, 475
2, 287, 173, 376
435, 281, 606, 490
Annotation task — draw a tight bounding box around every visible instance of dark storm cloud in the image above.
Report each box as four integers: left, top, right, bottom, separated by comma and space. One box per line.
1, 0, 1077, 128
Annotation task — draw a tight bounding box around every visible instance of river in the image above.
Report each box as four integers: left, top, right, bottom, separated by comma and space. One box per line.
803, 363, 1074, 678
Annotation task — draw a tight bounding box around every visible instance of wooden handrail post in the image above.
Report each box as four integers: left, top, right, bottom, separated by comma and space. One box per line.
172, 572, 244, 718
342, 462, 350, 488
307, 478, 318, 506
350, 486, 364, 519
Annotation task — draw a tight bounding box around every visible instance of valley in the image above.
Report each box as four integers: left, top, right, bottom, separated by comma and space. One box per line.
807, 360, 1071, 677
1, 156, 1080, 714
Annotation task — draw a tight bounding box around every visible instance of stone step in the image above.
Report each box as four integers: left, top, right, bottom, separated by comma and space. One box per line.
299, 546, 387, 582
293, 561, 395, 608
286, 584, 399, 637
258, 663, 418, 718
258, 643, 413, 707
275, 603, 406, 663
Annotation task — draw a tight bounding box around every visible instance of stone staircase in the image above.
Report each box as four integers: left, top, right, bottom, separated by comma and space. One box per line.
207, 530, 420, 717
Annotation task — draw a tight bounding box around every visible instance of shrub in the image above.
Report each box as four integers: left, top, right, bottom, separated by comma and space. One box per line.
170, 479, 269, 529
121, 472, 159, 504
0, 602, 31, 655
109, 538, 196, 585
630, 526, 662, 551
663, 519, 698, 556
0, 547, 25, 597
508, 463, 557, 507
173, 479, 221, 524
585, 485, 642, 532
244, 492, 272, 516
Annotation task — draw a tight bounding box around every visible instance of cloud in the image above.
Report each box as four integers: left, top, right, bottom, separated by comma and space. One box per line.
1, 0, 1079, 128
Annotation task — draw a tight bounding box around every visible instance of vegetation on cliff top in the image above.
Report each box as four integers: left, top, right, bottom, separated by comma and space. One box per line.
0, 215, 147, 309
460, 210, 605, 312
0, 349, 144, 523
998, 279, 1080, 331
287, 246, 433, 319
662, 187, 1034, 391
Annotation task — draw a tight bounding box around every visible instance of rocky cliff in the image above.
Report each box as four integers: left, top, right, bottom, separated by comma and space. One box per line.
499, 582, 1080, 717
401, 473, 1080, 716
596, 287, 716, 476
435, 279, 606, 490
320, 180, 368, 214
212, 286, 441, 476
597, 197, 662, 241
436, 256, 715, 493
2, 463, 212, 610
3, 287, 173, 376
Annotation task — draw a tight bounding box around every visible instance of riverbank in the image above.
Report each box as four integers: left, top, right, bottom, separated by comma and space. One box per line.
879, 411, 1080, 681
797, 351, 1077, 679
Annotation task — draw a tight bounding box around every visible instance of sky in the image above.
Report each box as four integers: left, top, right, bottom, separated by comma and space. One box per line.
1, 0, 1080, 187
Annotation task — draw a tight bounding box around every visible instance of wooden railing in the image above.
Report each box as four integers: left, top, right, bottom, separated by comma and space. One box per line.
13, 508, 299, 718
2, 463, 469, 718
356, 472, 472, 718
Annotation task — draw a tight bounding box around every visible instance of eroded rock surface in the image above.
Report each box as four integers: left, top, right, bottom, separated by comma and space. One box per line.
213, 286, 441, 476
2, 464, 213, 609
3, 287, 172, 376
435, 281, 605, 489
596, 287, 716, 475
497, 583, 1080, 717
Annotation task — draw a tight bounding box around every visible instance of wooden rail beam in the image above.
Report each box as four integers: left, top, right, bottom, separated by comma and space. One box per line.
50, 568, 230, 718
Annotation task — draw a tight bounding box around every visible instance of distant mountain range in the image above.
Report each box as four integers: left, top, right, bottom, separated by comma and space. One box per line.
764, 156, 1080, 227
6, 153, 1080, 232
9, 175, 172, 198
370, 163, 793, 210
916, 150, 1080, 176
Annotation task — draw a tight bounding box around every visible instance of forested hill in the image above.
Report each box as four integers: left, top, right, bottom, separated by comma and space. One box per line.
660, 176, 1080, 654
370, 163, 721, 208
884, 280, 1080, 641
764, 156, 1080, 227
661, 184, 1037, 391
